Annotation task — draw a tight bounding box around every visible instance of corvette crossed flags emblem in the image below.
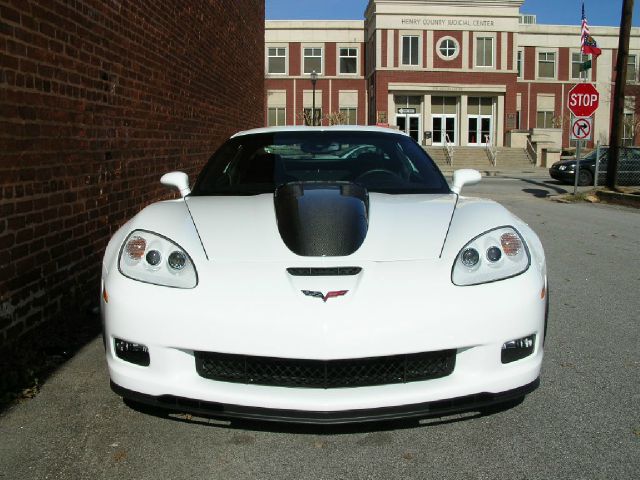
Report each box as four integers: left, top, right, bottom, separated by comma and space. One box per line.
302, 290, 348, 302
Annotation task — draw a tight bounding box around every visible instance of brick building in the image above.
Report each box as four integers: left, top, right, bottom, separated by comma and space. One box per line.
0, 1, 264, 346
265, 0, 640, 152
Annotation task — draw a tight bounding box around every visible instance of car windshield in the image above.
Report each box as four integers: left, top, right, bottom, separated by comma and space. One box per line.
191, 131, 450, 195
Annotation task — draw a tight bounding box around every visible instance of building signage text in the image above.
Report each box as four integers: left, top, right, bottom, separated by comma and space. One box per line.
400, 16, 497, 29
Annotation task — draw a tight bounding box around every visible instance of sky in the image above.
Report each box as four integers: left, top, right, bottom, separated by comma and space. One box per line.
266, 0, 640, 27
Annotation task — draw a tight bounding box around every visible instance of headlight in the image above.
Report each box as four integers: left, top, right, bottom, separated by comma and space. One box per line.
452, 226, 530, 286
118, 230, 198, 288
558, 165, 567, 171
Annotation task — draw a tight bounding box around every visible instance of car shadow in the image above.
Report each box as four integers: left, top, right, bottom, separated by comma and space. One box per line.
504, 176, 572, 198
123, 397, 523, 434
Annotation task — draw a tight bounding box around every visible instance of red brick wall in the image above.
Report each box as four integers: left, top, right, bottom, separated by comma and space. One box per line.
289, 42, 301, 76
326, 43, 336, 77
394, 30, 399, 68
0, 0, 265, 346
381, 30, 387, 68
524, 46, 536, 80
558, 47, 569, 81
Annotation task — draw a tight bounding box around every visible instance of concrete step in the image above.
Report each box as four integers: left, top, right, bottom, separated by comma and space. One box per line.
425, 146, 535, 171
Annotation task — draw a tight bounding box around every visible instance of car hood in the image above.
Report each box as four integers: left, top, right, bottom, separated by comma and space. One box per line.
185, 190, 458, 261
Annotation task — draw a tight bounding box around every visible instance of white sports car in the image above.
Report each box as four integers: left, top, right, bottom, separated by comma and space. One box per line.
102, 126, 547, 424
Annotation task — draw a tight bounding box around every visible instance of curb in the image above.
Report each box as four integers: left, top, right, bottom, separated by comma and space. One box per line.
595, 189, 640, 208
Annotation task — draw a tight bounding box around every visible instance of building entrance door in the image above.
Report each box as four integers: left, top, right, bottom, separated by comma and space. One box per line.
467, 97, 493, 146
468, 116, 492, 146
432, 115, 456, 146
396, 114, 421, 142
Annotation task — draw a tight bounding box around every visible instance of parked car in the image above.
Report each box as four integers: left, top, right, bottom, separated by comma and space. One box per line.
102, 126, 548, 424
549, 147, 640, 186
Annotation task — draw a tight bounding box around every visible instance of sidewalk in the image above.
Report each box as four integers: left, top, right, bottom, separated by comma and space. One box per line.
438, 166, 549, 178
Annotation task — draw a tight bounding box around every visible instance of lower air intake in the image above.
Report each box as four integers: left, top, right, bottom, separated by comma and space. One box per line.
194, 350, 456, 389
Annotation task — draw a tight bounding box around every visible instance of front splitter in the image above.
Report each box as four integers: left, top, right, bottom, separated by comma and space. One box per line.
111, 378, 539, 425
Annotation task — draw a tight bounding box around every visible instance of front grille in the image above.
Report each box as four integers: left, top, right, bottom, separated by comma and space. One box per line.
194, 350, 456, 389
287, 267, 362, 276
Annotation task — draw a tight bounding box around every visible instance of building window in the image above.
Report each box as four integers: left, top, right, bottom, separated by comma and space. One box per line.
623, 112, 635, 146
268, 107, 286, 126
627, 54, 637, 82
571, 52, 590, 80
402, 35, 419, 66
339, 48, 358, 74
303, 108, 322, 126
538, 52, 556, 78
536, 111, 554, 128
437, 37, 459, 61
303, 47, 323, 75
267, 47, 286, 74
517, 49, 523, 78
339, 107, 357, 125
476, 37, 493, 67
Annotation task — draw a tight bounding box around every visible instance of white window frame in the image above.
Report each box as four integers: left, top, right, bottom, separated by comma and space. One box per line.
267, 107, 286, 127
474, 34, 495, 68
302, 45, 323, 75
570, 50, 591, 81
436, 36, 460, 61
339, 107, 358, 125
623, 96, 636, 145
516, 48, 524, 78
401, 34, 420, 67
338, 46, 359, 75
266, 45, 288, 75
536, 111, 555, 128
303, 107, 322, 126
627, 53, 638, 83
536, 49, 557, 80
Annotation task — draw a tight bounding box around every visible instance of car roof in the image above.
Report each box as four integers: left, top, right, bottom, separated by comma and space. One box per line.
231, 125, 409, 138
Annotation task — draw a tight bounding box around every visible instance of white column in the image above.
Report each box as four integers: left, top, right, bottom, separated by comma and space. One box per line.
424, 94, 432, 138
501, 32, 508, 71
460, 95, 468, 146
497, 95, 505, 147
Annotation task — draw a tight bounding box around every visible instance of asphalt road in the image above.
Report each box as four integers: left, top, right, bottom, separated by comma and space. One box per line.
1, 175, 639, 480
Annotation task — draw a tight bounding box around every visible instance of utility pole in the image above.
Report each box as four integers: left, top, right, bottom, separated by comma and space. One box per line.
607, 0, 634, 189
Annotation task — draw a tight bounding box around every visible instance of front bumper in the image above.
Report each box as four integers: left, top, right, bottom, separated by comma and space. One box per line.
103, 259, 546, 420
549, 168, 575, 183
112, 378, 539, 424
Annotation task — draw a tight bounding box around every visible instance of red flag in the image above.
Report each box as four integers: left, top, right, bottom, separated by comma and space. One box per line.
581, 3, 602, 57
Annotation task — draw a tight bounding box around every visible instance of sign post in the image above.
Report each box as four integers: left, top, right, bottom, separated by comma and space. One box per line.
567, 84, 600, 193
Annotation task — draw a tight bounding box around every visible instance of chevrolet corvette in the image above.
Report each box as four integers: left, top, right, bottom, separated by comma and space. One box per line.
101, 126, 548, 424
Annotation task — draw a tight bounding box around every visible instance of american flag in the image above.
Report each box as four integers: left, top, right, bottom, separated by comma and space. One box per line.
581, 2, 602, 56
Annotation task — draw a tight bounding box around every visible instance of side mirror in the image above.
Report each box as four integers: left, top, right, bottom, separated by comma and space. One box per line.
451, 169, 481, 194
160, 171, 191, 197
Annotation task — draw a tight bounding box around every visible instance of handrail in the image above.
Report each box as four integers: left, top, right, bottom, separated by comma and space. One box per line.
443, 133, 454, 165
525, 137, 537, 164
484, 135, 497, 166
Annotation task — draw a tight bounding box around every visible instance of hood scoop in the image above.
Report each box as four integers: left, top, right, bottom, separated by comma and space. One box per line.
274, 182, 369, 257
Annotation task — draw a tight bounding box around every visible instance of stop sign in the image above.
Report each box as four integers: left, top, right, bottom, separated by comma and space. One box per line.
567, 83, 600, 117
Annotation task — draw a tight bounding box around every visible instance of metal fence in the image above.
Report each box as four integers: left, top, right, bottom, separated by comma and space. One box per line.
592, 145, 640, 187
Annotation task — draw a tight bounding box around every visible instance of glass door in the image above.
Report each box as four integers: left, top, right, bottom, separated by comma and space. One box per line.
468, 116, 492, 146
396, 114, 421, 142
432, 115, 456, 146
467, 97, 493, 146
